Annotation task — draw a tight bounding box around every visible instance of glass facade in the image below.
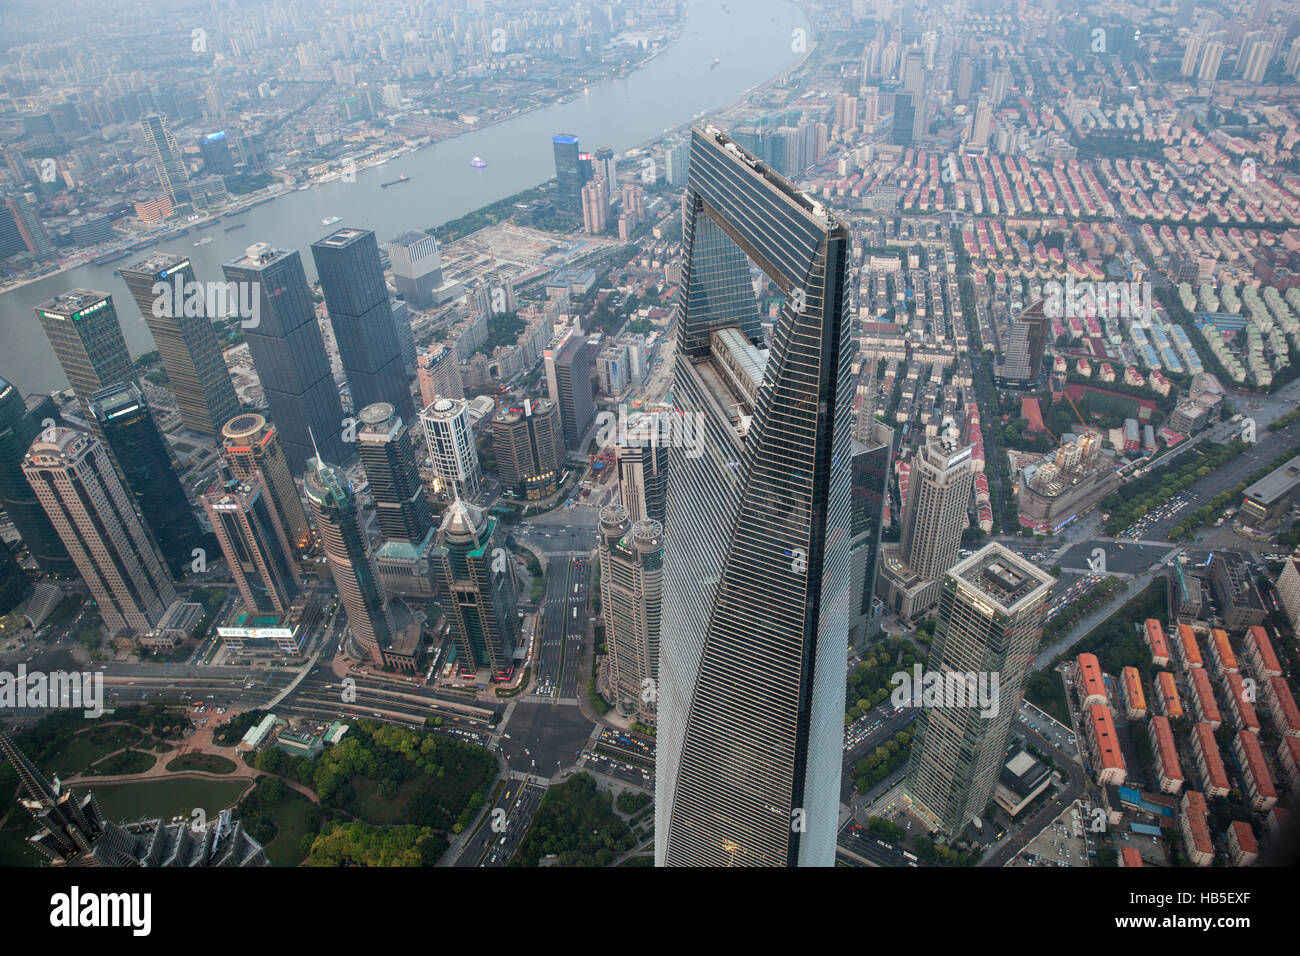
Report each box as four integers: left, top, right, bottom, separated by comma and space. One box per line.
904, 545, 1054, 835
658, 126, 854, 867
0, 376, 74, 575
89, 382, 210, 579
311, 228, 415, 426
34, 290, 133, 419
223, 246, 345, 474
119, 254, 241, 437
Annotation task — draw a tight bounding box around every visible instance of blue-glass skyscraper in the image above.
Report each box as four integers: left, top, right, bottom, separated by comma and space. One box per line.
311, 228, 415, 426
222, 243, 345, 474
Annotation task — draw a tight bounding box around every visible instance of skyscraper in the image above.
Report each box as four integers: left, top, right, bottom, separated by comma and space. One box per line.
849, 419, 893, 648
0, 540, 33, 616
882, 438, 975, 621
431, 499, 520, 680
389, 232, 446, 308
23, 428, 177, 634
221, 413, 312, 558
904, 544, 1054, 835
417, 342, 465, 406
492, 398, 564, 500
311, 228, 415, 426
1198, 40, 1226, 83
552, 134, 585, 217
89, 383, 208, 579
222, 243, 345, 473
202, 470, 301, 615
665, 138, 690, 186
304, 455, 394, 667
615, 413, 669, 525
544, 326, 595, 449
1182, 34, 1205, 77
420, 397, 481, 500
356, 402, 432, 545
657, 126, 854, 867
598, 504, 662, 722
35, 290, 133, 419
582, 177, 609, 234
140, 114, 193, 209
0, 376, 74, 576
594, 145, 616, 189
2, 194, 53, 258
993, 299, 1048, 388
119, 253, 241, 437
0, 730, 267, 867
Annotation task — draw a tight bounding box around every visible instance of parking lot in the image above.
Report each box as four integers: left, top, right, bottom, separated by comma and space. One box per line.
1013, 803, 1091, 868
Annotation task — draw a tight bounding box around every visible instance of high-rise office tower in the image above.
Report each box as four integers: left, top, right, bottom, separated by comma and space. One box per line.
221, 413, 312, 558
431, 498, 520, 680
140, 114, 193, 209
420, 397, 481, 500
657, 126, 854, 867
492, 398, 564, 499
544, 326, 595, 449
201, 471, 301, 614
0, 376, 74, 576
305, 455, 394, 667
119, 253, 241, 437
598, 504, 662, 722
882, 438, 976, 620
0, 201, 29, 260
990, 63, 1010, 107
417, 342, 465, 406
993, 299, 1048, 387
615, 413, 669, 525
311, 228, 415, 426
956, 56, 974, 102
971, 99, 993, 148
902, 48, 927, 142
904, 544, 1054, 835
891, 92, 916, 146
389, 299, 416, 374
222, 243, 345, 473
35, 290, 133, 420
198, 131, 237, 176
0, 540, 33, 616
552, 134, 585, 217
357, 402, 432, 545
594, 146, 616, 189
88, 383, 208, 579
849, 419, 893, 649
23, 428, 177, 634
389, 232, 447, 309
665, 138, 690, 186
2, 194, 53, 258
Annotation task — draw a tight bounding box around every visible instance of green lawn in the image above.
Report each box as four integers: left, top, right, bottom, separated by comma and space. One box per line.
47, 724, 148, 776
85, 749, 156, 776
237, 780, 319, 867
166, 753, 237, 774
